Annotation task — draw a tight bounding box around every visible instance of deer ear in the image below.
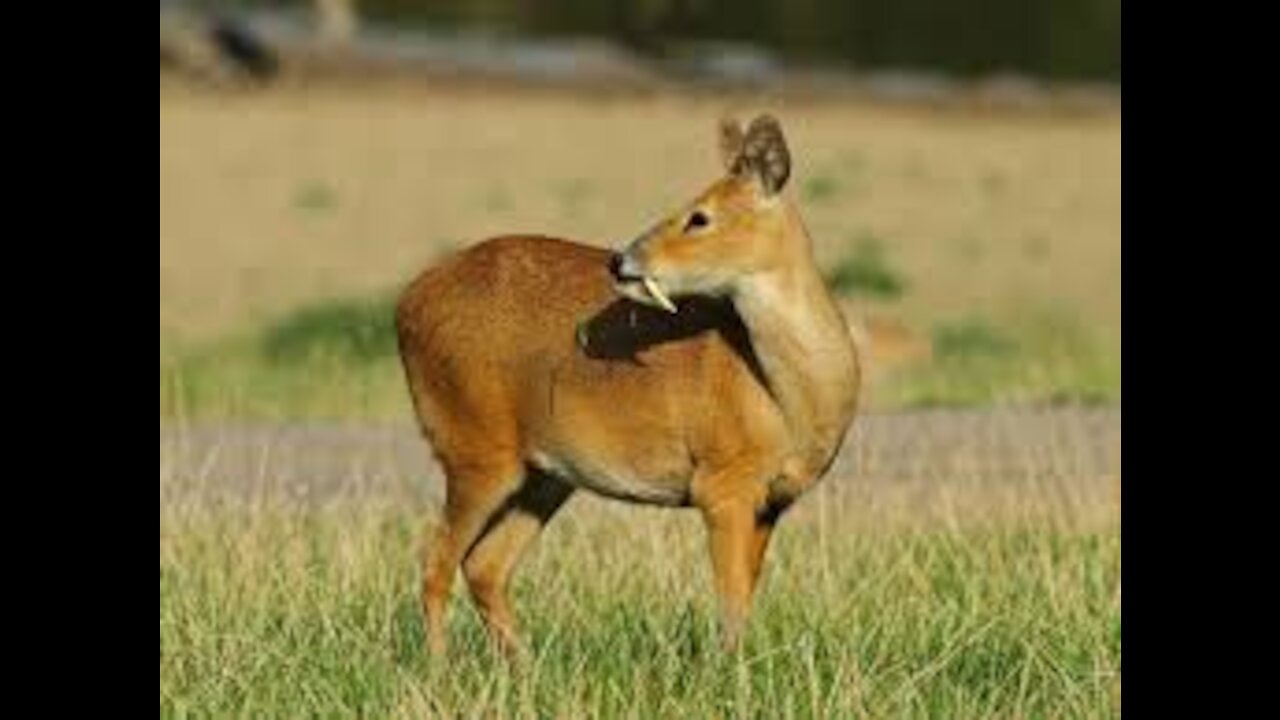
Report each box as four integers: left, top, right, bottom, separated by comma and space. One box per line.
718, 116, 746, 173
741, 115, 791, 195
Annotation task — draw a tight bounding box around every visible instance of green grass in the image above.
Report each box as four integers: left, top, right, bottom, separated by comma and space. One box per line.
824, 233, 909, 301
882, 307, 1120, 408
294, 180, 339, 214
159, 480, 1121, 717
932, 317, 1018, 361
261, 294, 398, 365
161, 294, 406, 420
160, 343, 410, 420
802, 173, 842, 203
159, 293, 1120, 420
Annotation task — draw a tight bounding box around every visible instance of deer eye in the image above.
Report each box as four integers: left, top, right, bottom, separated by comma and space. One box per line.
684, 211, 710, 232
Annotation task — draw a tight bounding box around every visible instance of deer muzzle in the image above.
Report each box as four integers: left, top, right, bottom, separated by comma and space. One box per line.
608, 250, 678, 314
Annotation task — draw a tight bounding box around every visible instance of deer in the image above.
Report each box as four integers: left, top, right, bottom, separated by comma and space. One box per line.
394, 114, 861, 656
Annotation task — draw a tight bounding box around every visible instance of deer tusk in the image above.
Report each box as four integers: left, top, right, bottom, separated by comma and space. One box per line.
643, 276, 678, 313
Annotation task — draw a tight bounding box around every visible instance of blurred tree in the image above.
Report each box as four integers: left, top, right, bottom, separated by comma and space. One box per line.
161, 0, 279, 82
315, 0, 358, 46
266, 0, 1121, 81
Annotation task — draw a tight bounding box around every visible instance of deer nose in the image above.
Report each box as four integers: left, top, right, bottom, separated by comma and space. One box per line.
610, 247, 650, 281
610, 251, 646, 281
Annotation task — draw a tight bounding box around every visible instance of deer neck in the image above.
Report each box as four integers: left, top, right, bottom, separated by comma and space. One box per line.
731, 209, 860, 473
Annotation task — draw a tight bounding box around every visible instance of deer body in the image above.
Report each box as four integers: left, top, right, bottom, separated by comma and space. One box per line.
396, 116, 860, 654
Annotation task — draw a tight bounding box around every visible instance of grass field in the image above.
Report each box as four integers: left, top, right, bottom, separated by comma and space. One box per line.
159, 82, 1120, 419
159, 413, 1121, 717
159, 80, 1120, 717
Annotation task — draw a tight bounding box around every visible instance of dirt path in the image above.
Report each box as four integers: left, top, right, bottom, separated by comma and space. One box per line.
160, 408, 1120, 504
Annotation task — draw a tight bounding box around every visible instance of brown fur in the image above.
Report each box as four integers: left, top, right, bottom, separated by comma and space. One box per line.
395, 116, 860, 655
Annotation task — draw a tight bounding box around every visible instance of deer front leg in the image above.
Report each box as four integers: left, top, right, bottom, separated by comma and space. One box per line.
694, 466, 776, 652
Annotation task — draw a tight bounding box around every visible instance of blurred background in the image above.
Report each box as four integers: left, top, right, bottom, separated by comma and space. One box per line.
159, 0, 1121, 419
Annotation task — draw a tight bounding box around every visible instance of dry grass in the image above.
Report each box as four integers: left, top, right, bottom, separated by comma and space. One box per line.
160, 82, 1120, 416
159, 83, 1120, 344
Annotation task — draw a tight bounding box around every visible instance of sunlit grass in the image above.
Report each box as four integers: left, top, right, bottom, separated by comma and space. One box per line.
160, 452, 1120, 717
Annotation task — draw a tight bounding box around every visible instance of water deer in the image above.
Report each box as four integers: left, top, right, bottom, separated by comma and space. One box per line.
395, 114, 861, 655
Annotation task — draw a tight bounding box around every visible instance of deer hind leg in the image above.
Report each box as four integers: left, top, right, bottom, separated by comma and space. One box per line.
421, 453, 523, 656
462, 468, 574, 656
